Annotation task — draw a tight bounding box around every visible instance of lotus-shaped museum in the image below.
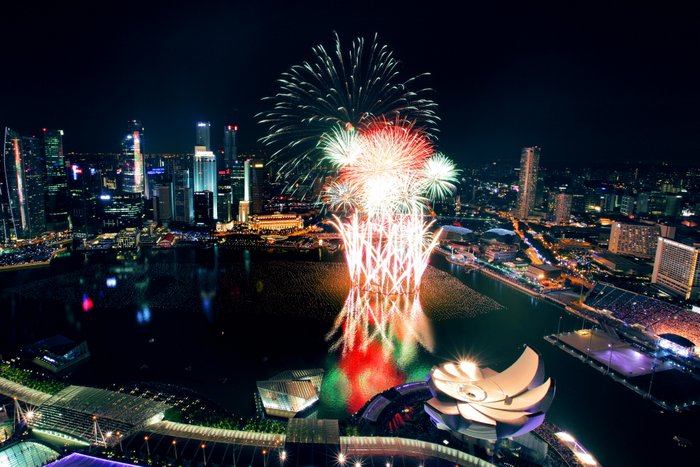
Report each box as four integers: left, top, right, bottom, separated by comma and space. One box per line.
424, 345, 555, 441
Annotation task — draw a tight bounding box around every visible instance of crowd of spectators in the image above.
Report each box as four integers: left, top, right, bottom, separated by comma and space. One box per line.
585, 283, 700, 345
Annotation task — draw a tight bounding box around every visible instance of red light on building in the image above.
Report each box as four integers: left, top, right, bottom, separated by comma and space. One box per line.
42, 128, 47, 132
234, 125, 238, 131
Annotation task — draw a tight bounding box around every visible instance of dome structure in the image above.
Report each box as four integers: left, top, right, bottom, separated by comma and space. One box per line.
424, 345, 554, 441
483, 228, 516, 236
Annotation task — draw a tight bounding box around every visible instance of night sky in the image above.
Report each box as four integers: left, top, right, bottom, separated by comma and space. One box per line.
2, 1, 699, 166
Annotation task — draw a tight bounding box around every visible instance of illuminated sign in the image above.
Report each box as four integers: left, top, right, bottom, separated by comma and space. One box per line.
99, 194, 112, 201
147, 167, 165, 175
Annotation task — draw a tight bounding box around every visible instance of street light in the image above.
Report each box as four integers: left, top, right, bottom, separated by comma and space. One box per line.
607, 343, 613, 374
172, 439, 177, 460
201, 443, 207, 466
144, 435, 150, 458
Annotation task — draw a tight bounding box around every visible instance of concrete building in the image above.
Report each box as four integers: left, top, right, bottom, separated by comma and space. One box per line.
652, 237, 700, 300
248, 213, 304, 231
608, 222, 659, 259
553, 193, 572, 224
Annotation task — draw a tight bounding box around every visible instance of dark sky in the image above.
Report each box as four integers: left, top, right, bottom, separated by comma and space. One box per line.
2, 1, 699, 166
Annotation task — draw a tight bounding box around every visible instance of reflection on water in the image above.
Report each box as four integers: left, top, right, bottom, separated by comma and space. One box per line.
323, 287, 434, 413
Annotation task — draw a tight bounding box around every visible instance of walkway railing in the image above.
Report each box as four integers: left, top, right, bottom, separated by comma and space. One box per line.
0, 377, 53, 406
341, 436, 495, 467
148, 421, 285, 447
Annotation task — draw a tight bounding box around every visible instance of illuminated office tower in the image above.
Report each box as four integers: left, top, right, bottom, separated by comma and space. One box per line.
193, 146, 217, 220
155, 183, 174, 222
174, 169, 194, 224
21, 135, 46, 236
652, 237, 700, 300
0, 128, 46, 241
516, 146, 540, 219
43, 129, 68, 224
553, 193, 572, 224
216, 124, 239, 223
121, 120, 145, 195
194, 191, 214, 226
230, 158, 245, 219
608, 221, 659, 259
249, 159, 266, 215
223, 125, 238, 169
195, 122, 211, 150
67, 164, 100, 236
238, 159, 252, 223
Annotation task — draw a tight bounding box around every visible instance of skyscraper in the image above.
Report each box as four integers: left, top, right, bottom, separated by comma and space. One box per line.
193, 146, 218, 220
173, 168, 194, 224
67, 163, 100, 236
121, 120, 145, 195
194, 191, 214, 226
195, 122, 211, 150
43, 129, 68, 225
223, 125, 238, 170
652, 237, 700, 300
217, 125, 239, 223
516, 146, 540, 219
1, 128, 46, 241
21, 135, 46, 237
553, 193, 572, 224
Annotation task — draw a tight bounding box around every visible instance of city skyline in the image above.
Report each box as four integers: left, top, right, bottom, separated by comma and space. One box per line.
1, 2, 699, 165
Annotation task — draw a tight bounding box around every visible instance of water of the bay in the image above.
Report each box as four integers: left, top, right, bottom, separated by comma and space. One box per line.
0, 247, 698, 465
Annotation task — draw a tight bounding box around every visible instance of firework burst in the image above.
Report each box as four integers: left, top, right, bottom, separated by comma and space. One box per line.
323, 119, 457, 295
258, 32, 438, 196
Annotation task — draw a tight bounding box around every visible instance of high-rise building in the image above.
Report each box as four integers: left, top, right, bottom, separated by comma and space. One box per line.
664, 195, 682, 217
195, 122, 211, 150
608, 222, 659, 259
0, 128, 46, 241
21, 135, 46, 237
217, 168, 234, 223
553, 193, 572, 224
173, 169, 194, 224
121, 120, 145, 195
619, 195, 635, 216
67, 163, 100, 236
223, 125, 238, 170
193, 146, 218, 220
230, 158, 245, 220
652, 237, 700, 300
249, 159, 266, 215
194, 190, 214, 226
217, 125, 239, 223
43, 129, 68, 225
155, 183, 174, 222
516, 146, 540, 219
98, 192, 143, 230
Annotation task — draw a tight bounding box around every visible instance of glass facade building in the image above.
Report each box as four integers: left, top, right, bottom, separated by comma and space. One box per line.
1, 127, 46, 241
43, 129, 68, 225
121, 120, 145, 195
193, 147, 217, 219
